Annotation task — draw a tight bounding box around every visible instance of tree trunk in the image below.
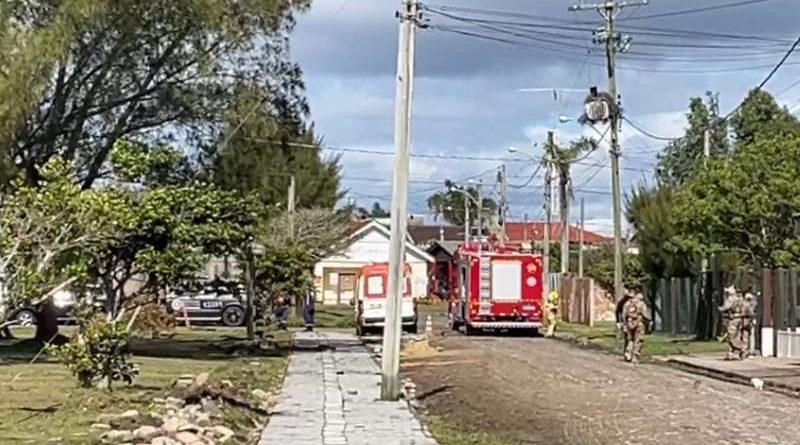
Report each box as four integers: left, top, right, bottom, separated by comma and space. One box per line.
34, 301, 64, 344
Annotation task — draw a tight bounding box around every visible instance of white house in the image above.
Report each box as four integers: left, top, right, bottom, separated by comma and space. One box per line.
314, 220, 434, 305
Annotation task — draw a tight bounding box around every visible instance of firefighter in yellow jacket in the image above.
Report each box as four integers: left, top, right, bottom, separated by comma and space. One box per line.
544, 290, 559, 338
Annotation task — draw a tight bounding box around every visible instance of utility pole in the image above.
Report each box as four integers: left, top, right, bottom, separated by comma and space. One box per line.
476, 180, 483, 241
543, 132, 554, 300
463, 192, 470, 245
499, 165, 509, 240
569, 0, 647, 302
559, 164, 570, 275
579, 197, 585, 278
288, 175, 296, 237
382, 0, 419, 401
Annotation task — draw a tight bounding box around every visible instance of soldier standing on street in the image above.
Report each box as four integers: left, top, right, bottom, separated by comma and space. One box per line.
544, 290, 559, 338
616, 290, 634, 357
622, 292, 650, 364
740, 288, 756, 359
720, 285, 745, 360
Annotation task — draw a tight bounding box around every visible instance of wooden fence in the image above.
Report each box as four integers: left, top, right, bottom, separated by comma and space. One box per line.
559, 276, 594, 326
646, 267, 800, 356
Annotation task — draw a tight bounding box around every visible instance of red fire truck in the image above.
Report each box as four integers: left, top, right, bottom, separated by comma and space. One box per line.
448, 245, 543, 335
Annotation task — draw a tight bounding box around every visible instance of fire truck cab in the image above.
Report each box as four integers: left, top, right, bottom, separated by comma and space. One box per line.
354, 263, 418, 336
449, 246, 543, 335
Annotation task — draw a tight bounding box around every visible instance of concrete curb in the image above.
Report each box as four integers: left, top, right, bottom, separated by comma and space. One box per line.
663, 358, 800, 400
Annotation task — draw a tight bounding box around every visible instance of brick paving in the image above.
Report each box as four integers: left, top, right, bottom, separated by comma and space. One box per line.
259, 331, 436, 445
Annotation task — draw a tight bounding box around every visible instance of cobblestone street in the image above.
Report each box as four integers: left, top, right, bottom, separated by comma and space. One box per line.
259, 331, 436, 445
404, 313, 800, 445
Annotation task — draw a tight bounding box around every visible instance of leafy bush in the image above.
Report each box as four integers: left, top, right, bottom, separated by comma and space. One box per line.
48, 316, 139, 390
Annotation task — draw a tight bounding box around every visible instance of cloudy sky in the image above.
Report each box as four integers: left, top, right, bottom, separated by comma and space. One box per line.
290, 0, 800, 235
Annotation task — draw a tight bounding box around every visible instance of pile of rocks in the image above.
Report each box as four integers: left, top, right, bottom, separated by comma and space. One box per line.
92, 372, 271, 445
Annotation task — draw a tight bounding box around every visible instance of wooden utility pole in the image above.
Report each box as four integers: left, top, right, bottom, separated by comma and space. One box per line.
559, 163, 570, 275
579, 197, 585, 278
382, 0, 419, 401
543, 132, 554, 300
569, 0, 647, 302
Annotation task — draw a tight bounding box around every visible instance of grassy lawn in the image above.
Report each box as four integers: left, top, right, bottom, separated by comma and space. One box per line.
557, 321, 728, 357
0, 326, 290, 445
425, 416, 521, 445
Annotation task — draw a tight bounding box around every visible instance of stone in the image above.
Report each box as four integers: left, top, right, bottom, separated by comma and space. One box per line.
249, 361, 261, 366
194, 413, 211, 426
133, 425, 160, 441
153, 397, 167, 404
91, 423, 112, 430
193, 372, 210, 387
177, 423, 202, 434
101, 429, 134, 442
175, 431, 204, 444
211, 425, 234, 441
250, 389, 269, 400
220, 380, 233, 388
166, 397, 186, 409
162, 417, 182, 435
120, 410, 140, 418
152, 437, 180, 445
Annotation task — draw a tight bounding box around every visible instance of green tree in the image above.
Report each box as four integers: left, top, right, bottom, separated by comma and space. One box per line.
730, 88, 800, 148
4, 0, 311, 188
96, 140, 256, 318
656, 92, 728, 186
212, 83, 343, 210
427, 187, 497, 227
369, 202, 390, 218
0, 158, 129, 342
625, 184, 692, 279
673, 135, 800, 267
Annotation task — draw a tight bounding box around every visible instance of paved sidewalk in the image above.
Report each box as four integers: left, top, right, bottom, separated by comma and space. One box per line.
662, 353, 800, 397
259, 331, 437, 445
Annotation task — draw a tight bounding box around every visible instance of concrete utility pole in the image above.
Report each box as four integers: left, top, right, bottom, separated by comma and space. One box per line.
579, 197, 585, 278
499, 165, 509, 239
569, 0, 647, 302
476, 180, 483, 240
288, 175, 296, 237
543, 131, 555, 300
463, 192, 470, 245
382, 0, 420, 401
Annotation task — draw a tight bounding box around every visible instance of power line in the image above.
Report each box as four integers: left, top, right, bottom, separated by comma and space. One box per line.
621, 0, 777, 22
244, 137, 656, 173
622, 116, 683, 141
724, 30, 800, 119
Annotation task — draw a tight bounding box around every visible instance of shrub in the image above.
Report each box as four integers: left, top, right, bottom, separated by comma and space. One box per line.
48, 316, 139, 390
129, 302, 175, 339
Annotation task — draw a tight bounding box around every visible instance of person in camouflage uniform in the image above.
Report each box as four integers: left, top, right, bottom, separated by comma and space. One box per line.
544, 290, 559, 338
622, 292, 650, 364
739, 288, 756, 359
720, 285, 745, 360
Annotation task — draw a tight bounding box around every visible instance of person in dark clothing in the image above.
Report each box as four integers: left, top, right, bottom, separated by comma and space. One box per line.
303, 289, 316, 331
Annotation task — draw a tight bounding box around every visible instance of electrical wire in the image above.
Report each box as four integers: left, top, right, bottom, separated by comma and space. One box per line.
622, 116, 683, 141
621, 0, 777, 22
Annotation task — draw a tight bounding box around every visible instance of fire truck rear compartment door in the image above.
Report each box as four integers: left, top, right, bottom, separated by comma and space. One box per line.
490, 260, 522, 301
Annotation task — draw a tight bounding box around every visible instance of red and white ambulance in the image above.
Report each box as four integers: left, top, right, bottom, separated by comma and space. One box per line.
448, 245, 543, 335
354, 263, 418, 336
